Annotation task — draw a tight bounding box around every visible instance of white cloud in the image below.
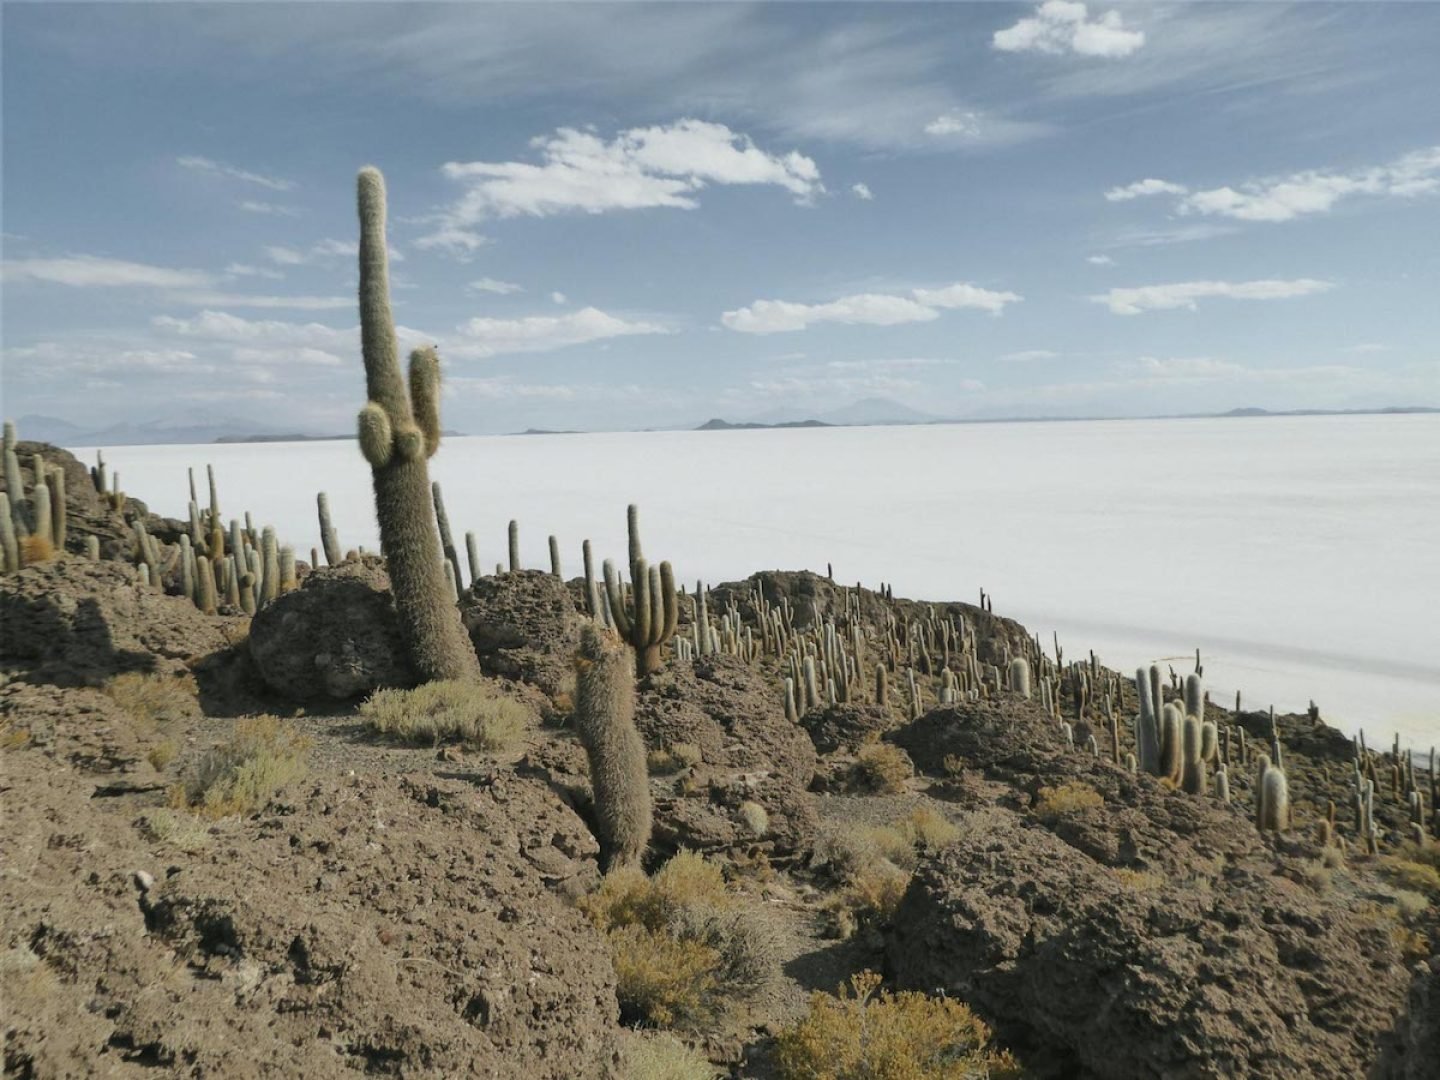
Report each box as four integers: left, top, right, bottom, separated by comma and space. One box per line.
1104, 177, 1187, 201
2, 255, 214, 289
1104, 222, 1241, 248
993, 1, 1145, 59
177, 155, 295, 191
264, 238, 396, 265
453, 307, 670, 358
239, 200, 301, 217
412, 225, 489, 257
153, 310, 356, 350
5, 341, 208, 379
1000, 349, 1062, 363
170, 291, 352, 311
1176, 146, 1440, 223
550, 291, 568, 305
468, 277, 523, 295
422, 120, 821, 249
924, 112, 979, 137
224, 263, 286, 281
851, 182, 874, 201
230, 346, 346, 367
1095, 278, 1333, 316
1086, 255, 1115, 266
724, 282, 1021, 334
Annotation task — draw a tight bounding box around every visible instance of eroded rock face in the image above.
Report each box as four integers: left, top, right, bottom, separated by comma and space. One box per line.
638, 654, 818, 856
801, 702, 896, 755
248, 558, 415, 700
0, 696, 621, 1079
885, 796, 1413, 1080
461, 570, 584, 700
0, 558, 240, 686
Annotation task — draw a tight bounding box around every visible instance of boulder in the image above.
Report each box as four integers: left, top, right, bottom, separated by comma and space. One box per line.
248, 558, 414, 701
461, 570, 584, 700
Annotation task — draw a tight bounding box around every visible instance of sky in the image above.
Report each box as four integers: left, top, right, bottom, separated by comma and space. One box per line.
3, 1, 1439, 435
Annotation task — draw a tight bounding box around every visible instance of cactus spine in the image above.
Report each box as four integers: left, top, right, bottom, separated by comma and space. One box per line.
601, 504, 678, 678
573, 623, 651, 872
354, 166, 479, 683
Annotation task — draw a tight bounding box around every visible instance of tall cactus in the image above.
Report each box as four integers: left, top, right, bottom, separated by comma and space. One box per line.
1134, 667, 1160, 775
354, 166, 479, 683
574, 623, 651, 871
602, 504, 678, 677
317, 492, 342, 566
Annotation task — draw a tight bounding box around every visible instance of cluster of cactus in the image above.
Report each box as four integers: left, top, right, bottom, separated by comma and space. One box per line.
353, 166, 479, 683
573, 622, 652, 871
1346, 728, 1435, 852
601, 504, 678, 678
1, 421, 69, 572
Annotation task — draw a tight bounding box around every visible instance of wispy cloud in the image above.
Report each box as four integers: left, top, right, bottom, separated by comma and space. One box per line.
452, 307, 670, 358
420, 120, 821, 253
177, 154, 295, 191
467, 277, 523, 295
239, 200, 301, 217
993, 2, 1145, 59
1105, 146, 1440, 223
723, 282, 1020, 334
2, 255, 214, 288
169, 291, 352, 311
851, 182, 874, 201
1096, 278, 1333, 316
1000, 349, 1062, 363
1086, 255, 1114, 266
1104, 178, 1187, 202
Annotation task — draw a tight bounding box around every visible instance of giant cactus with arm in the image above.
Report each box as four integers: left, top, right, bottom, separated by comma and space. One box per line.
355, 166, 479, 682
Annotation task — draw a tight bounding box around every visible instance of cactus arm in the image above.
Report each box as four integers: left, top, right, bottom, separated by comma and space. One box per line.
357, 167, 411, 425
408, 346, 442, 458
658, 561, 679, 642
603, 559, 633, 639
358, 403, 394, 467
632, 557, 652, 647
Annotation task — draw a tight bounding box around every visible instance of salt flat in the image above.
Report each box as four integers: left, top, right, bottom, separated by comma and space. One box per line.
79, 412, 1440, 749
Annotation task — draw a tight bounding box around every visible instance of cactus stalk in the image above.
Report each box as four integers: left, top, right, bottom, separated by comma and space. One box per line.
354, 166, 479, 682
574, 623, 651, 871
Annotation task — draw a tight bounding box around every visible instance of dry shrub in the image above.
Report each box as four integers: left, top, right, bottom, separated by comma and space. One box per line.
1111, 868, 1166, 892
624, 1032, 720, 1080
1, 719, 30, 750
815, 808, 962, 937
19, 535, 54, 566
105, 672, 199, 731
774, 971, 1022, 1080
360, 680, 530, 751
142, 808, 212, 852
738, 800, 769, 837
648, 743, 702, 775
848, 743, 913, 794
169, 716, 309, 819
1378, 853, 1440, 897
580, 851, 775, 1027
1034, 781, 1103, 822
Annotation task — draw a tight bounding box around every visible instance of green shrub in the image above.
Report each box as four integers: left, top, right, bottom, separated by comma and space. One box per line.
360, 679, 531, 750
580, 851, 775, 1027
775, 971, 1021, 1080
170, 716, 309, 818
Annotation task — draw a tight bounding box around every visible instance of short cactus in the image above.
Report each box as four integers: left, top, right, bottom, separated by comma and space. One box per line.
354, 166, 479, 683
1181, 714, 1207, 795
601, 504, 678, 678
1134, 667, 1160, 775
1007, 657, 1031, 699
317, 492, 342, 566
573, 623, 651, 871
1258, 763, 1290, 832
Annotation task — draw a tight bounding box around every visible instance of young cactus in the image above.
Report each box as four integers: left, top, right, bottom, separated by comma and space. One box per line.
354, 166, 479, 683
601, 504, 678, 678
1007, 657, 1031, 699
1258, 763, 1290, 832
573, 623, 652, 872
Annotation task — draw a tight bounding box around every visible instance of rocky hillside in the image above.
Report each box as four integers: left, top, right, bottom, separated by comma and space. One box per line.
2, 440, 1436, 1079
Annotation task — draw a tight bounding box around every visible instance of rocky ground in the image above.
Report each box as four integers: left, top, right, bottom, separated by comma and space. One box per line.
2, 441, 1437, 1079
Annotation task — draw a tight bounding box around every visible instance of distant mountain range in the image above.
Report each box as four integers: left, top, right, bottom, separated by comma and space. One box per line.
15, 400, 1438, 448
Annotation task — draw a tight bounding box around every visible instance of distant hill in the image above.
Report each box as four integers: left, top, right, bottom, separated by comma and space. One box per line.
697, 418, 832, 431
19, 413, 294, 447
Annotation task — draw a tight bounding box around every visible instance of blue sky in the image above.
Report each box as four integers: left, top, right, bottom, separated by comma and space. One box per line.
3, 1, 1438, 435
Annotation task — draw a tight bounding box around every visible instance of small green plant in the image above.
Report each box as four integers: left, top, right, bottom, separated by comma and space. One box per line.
1034, 782, 1103, 822
360, 679, 531, 750
579, 851, 775, 1027
774, 971, 1021, 1080
169, 716, 310, 819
